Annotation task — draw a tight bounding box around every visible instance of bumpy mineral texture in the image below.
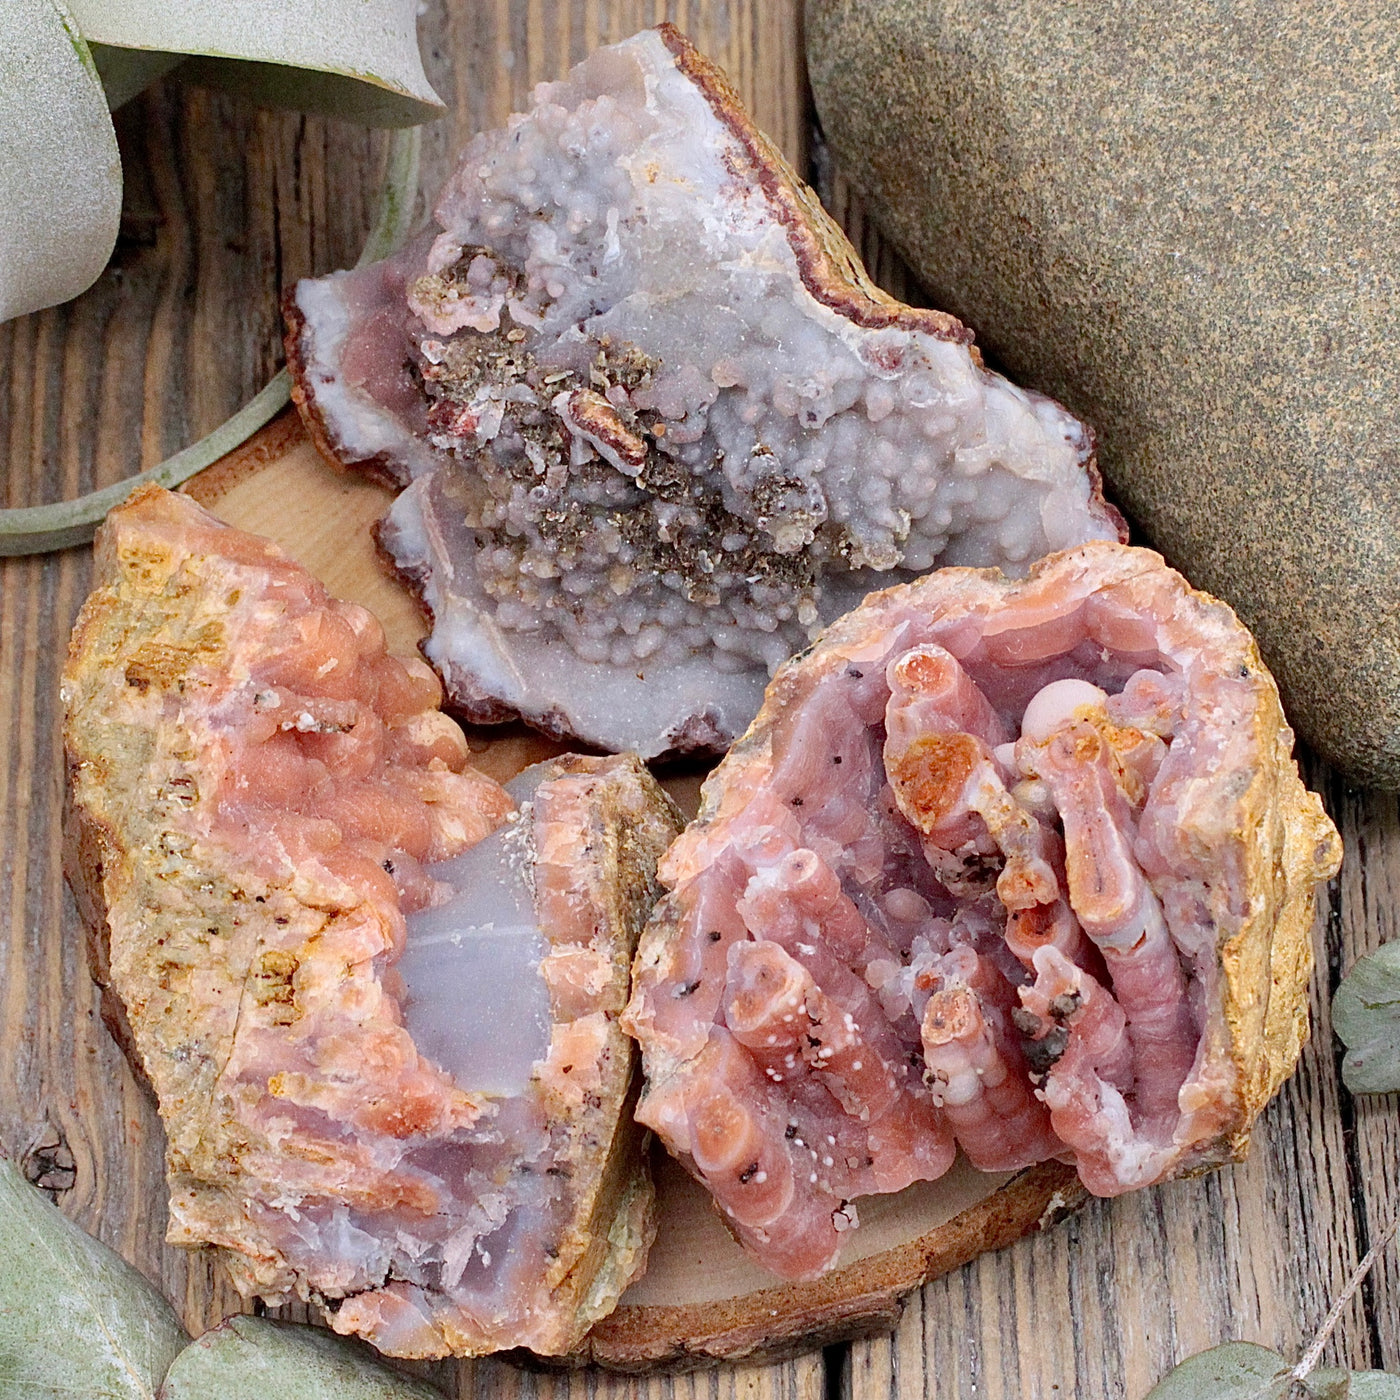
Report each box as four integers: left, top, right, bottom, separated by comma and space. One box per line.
285, 25, 1123, 760
63, 487, 681, 1357
623, 543, 1340, 1280
807, 0, 1400, 789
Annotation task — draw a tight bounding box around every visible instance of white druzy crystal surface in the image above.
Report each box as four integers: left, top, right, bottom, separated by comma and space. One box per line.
292, 28, 1121, 756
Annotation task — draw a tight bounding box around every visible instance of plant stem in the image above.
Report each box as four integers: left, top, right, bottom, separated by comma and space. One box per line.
1293, 1213, 1400, 1381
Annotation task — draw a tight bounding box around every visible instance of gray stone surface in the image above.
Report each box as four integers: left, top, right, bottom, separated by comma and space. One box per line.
808, 0, 1400, 788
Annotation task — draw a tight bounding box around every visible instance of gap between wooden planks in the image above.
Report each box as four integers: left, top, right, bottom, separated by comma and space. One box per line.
0, 1, 1396, 1397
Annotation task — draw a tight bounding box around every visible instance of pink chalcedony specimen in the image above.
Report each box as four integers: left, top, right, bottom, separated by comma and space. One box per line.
64, 487, 679, 1357
623, 542, 1341, 1280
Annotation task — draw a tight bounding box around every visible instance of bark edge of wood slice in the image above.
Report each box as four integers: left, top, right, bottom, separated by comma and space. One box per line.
177, 409, 1086, 1372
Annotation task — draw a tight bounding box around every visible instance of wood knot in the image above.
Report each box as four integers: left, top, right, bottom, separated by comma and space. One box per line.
23, 1119, 76, 1198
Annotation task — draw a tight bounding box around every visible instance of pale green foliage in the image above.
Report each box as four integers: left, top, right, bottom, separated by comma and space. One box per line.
1333, 942, 1400, 1094
0, 1155, 188, 1399
1147, 1351, 1400, 1400
1145, 1348, 1400, 1400
1144, 1343, 1293, 1400
157, 1316, 444, 1400
0, 1158, 444, 1398
65, 0, 443, 126
0, 0, 122, 322
1, 0, 439, 329
1306, 1370, 1400, 1399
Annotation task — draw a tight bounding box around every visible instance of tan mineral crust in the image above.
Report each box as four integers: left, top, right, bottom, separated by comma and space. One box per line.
63, 486, 681, 1358
625, 542, 1341, 1279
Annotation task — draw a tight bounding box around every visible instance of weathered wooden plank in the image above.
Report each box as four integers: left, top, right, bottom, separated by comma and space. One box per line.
448, 1349, 823, 1400
453, 1347, 824, 1400
2, 2, 1393, 1398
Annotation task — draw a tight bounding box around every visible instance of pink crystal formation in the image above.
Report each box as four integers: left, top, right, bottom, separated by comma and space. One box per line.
623, 542, 1336, 1280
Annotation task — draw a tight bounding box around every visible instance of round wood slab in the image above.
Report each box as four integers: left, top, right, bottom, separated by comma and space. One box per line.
181, 409, 1085, 1372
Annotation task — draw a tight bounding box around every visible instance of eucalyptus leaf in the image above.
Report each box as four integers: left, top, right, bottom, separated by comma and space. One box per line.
0, 1154, 187, 1399
0, 0, 122, 322
157, 1316, 444, 1400
1306, 1371, 1400, 1400
1144, 1342, 1293, 1400
66, 0, 444, 127
1333, 942, 1400, 1093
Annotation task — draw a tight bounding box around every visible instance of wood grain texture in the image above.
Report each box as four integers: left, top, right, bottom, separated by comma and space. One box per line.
0, 2, 1393, 1397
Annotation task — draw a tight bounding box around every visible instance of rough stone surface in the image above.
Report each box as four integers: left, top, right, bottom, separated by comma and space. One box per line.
807, 0, 1400, 788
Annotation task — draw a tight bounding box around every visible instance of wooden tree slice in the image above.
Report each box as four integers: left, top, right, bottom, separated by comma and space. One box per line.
180, 408, 1084, 1372
570, 1155, 1081, 1371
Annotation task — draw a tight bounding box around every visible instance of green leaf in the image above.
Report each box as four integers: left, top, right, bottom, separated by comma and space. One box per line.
157, 1316, 445, 1400
0, 1154, 187, 1399
177, 57, 438, 129
0, 0, 122, 322
1332, 941, 1400, 1094
0, 371, 292, 555
1144, 1343, 1293, 1400
1305, 1370, 1400, 1399
65, 0, 443, 127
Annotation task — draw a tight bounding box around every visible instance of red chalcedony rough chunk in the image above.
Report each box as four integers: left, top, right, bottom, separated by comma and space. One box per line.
623, 542, 1342, 1280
